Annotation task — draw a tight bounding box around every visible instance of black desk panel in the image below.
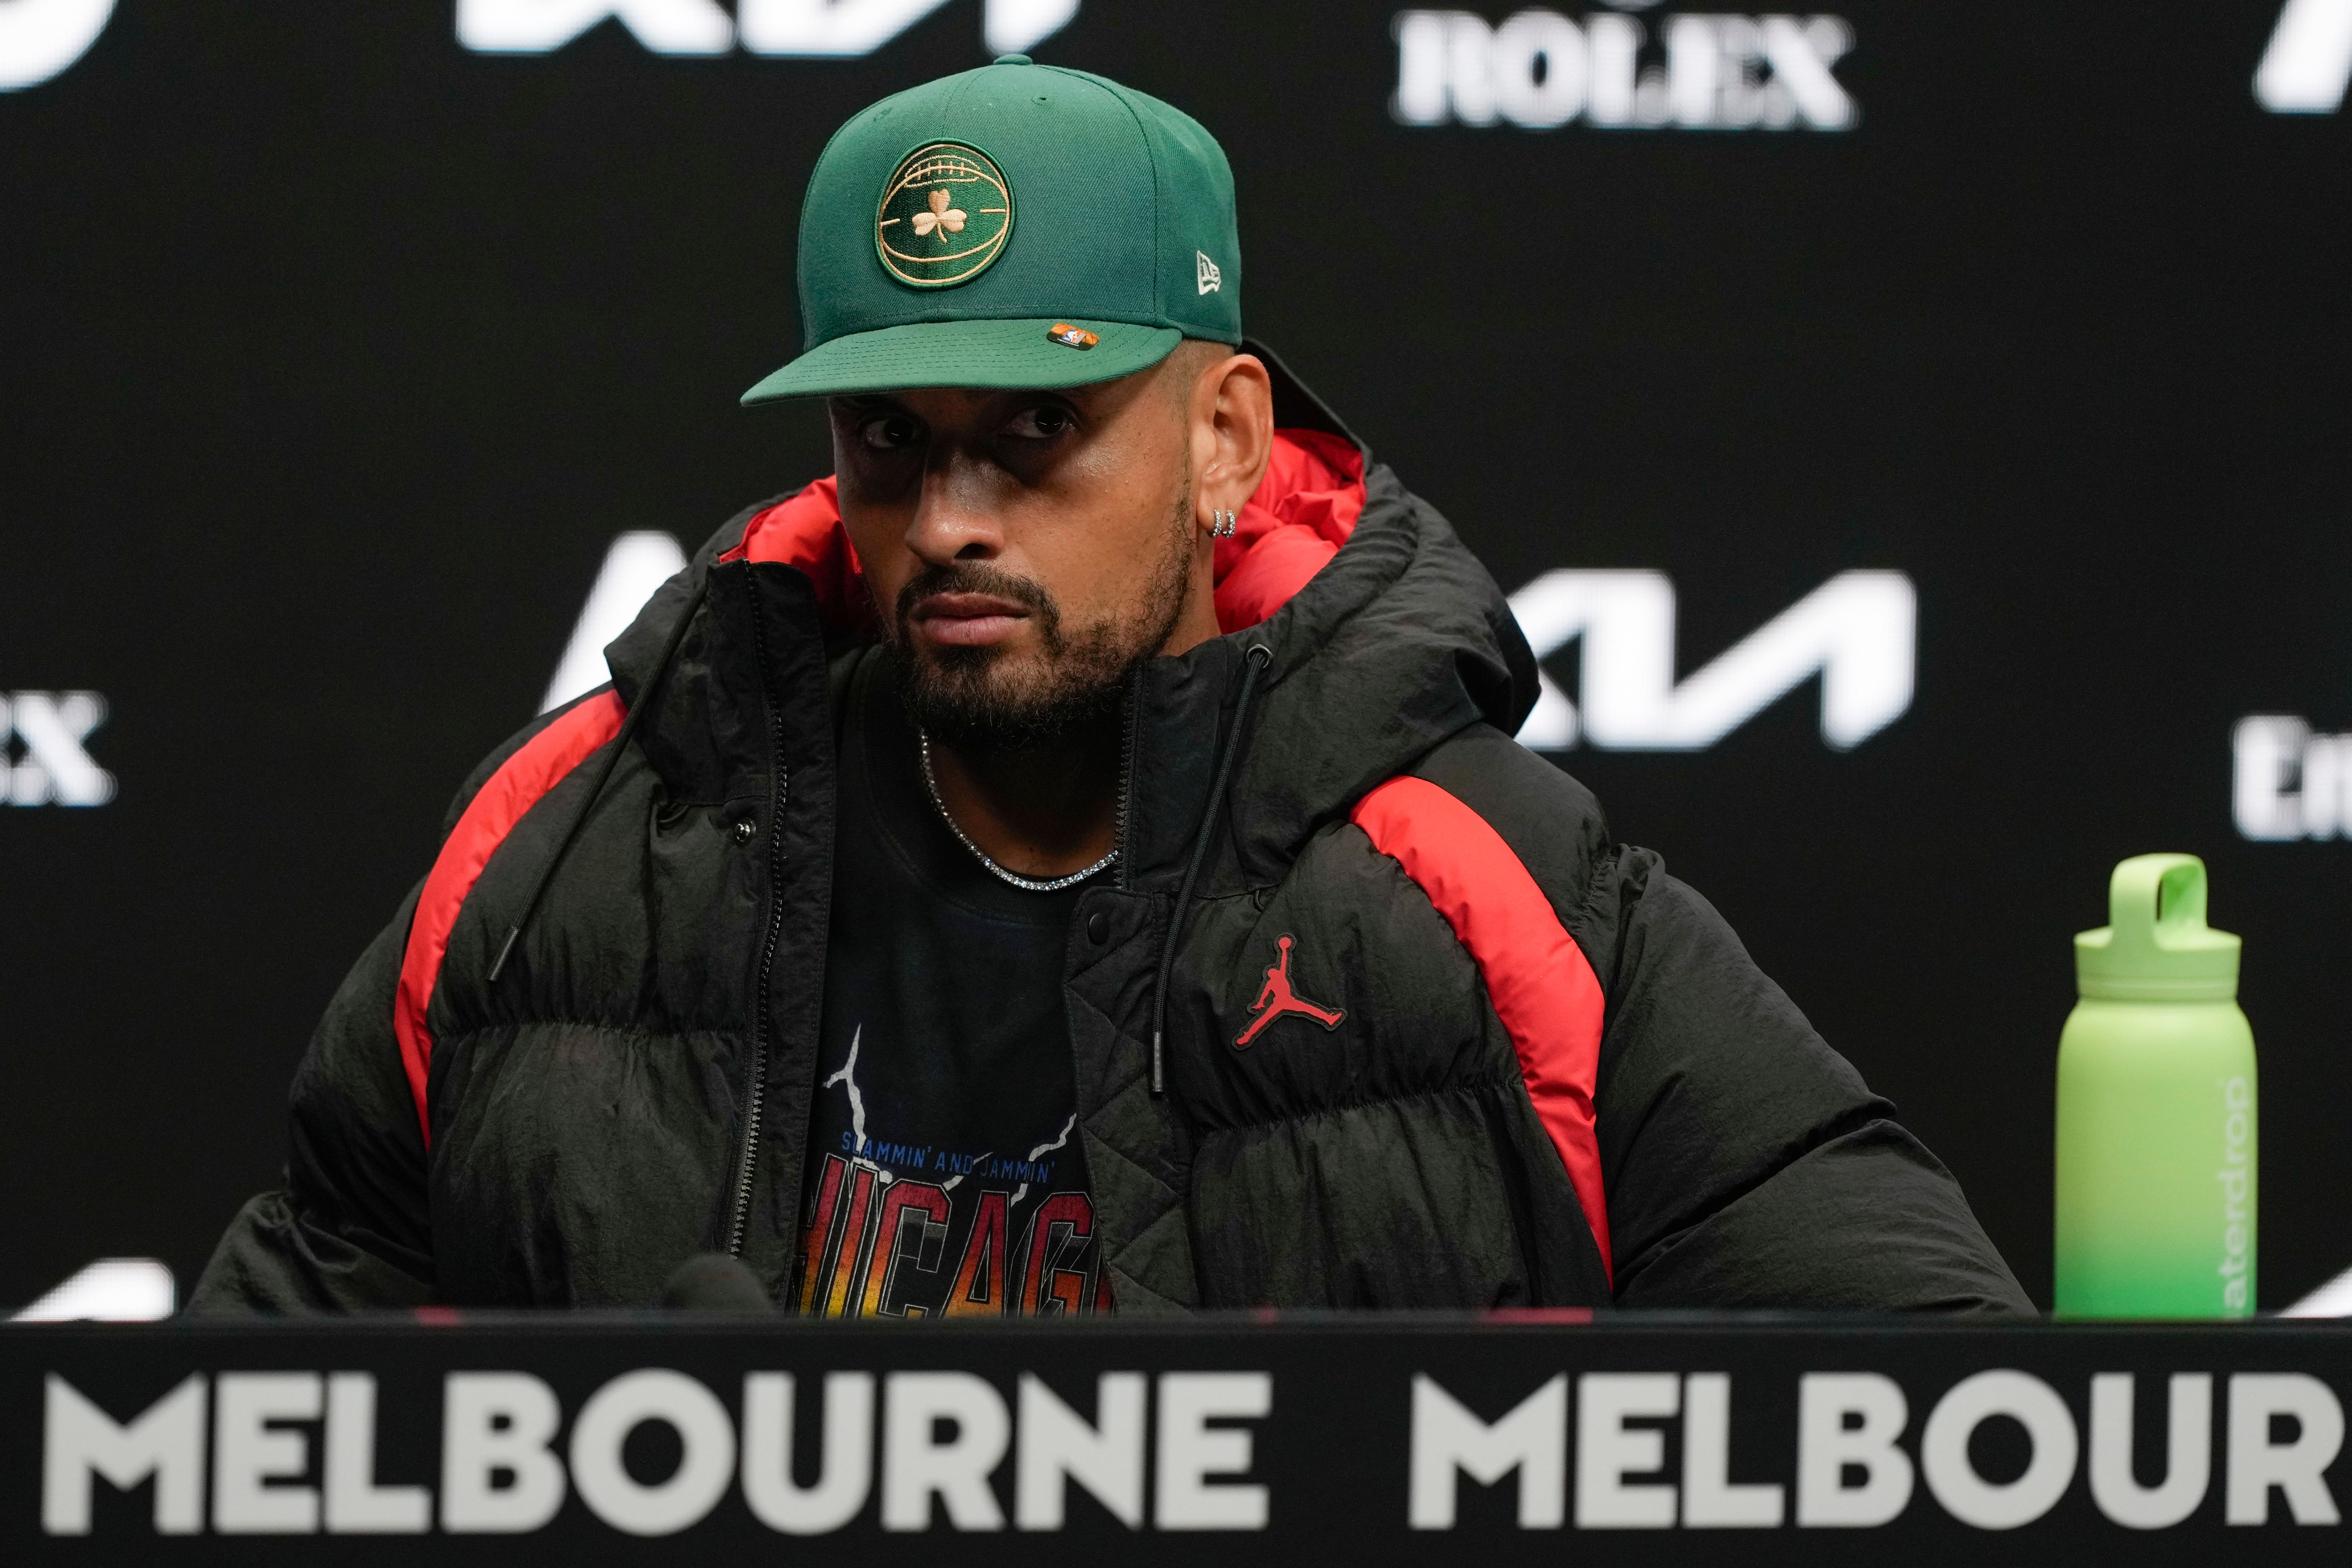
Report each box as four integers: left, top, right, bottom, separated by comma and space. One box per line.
6, 1314, 2347, 1563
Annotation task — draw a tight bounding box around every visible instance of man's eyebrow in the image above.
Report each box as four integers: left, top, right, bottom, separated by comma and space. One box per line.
831, 394, 906, 414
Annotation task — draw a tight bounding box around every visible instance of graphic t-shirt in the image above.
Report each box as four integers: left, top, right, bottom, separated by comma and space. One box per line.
793, 652, 1109, 1319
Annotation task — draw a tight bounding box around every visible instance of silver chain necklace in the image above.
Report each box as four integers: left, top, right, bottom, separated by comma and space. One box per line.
918, 729, 1118, 893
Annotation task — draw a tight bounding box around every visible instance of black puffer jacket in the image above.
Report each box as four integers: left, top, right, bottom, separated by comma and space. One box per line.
194, 362, 2027, 1315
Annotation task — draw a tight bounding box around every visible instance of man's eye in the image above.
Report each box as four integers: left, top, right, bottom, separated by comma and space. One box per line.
1006, 405, 1075, 440
858, 415, 921, 451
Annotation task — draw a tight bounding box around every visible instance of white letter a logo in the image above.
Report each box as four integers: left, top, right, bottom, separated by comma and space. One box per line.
2257, 0, 2352, 112
0, 0, 115, 91
542, 532, 688, 713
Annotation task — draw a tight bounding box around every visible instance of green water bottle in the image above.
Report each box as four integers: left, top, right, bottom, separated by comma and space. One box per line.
2054, 854, 2256, 1318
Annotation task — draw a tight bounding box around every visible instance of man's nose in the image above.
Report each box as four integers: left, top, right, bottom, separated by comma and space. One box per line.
904, 451, 1005, 564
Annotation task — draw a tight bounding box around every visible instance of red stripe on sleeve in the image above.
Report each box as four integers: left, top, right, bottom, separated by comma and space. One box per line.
1349, 775, 1613, 1281
393, 691, 627, 1147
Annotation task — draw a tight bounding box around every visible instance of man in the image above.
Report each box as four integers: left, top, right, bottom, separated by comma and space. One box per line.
194, 57, 2027, 1315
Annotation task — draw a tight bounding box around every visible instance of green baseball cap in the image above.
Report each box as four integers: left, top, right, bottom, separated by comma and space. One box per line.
740, 55, 1242, 403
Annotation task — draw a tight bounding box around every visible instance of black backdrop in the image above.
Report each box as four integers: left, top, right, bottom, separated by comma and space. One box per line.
3, 0, 2347, 1313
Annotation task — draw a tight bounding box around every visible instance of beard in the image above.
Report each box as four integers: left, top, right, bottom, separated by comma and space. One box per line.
887, 483, 1195, 751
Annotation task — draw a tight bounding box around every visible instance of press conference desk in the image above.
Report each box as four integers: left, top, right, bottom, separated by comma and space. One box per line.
10, 1312, 2349, 1563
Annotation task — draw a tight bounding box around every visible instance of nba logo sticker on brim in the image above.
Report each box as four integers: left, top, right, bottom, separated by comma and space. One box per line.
876, 142, 1014, 289
1047, 323, 1098, 349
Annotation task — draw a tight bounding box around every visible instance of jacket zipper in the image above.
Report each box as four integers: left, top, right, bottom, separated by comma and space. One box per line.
727, 577, 791, 1258
1114, 668, 1139, 890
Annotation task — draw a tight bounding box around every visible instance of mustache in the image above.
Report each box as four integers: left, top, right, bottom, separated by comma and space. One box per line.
893, 562, 1058, 630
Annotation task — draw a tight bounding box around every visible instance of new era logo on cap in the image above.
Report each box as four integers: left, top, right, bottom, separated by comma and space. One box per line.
1197, 250, 1222, 295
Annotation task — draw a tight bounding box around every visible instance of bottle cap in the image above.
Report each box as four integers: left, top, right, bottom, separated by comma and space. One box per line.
2075, 854, 2241, 1002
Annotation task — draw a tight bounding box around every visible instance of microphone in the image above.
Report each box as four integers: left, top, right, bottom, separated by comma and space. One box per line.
659, 1254, 775, 1313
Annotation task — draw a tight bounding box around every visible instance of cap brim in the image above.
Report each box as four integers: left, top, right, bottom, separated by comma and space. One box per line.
741, 319, 1182, 404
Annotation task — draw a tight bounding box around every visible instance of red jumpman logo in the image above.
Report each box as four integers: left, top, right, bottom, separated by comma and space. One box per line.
1234, 934, 1347, 1048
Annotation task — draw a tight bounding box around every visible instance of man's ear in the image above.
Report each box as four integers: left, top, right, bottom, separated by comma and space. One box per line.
1189, 350, 1275, 525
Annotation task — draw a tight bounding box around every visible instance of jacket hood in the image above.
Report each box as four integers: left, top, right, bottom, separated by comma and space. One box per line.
606, 347, 1538, 888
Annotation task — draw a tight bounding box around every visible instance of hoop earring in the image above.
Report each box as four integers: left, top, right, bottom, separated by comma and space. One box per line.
1210, 508, 1237, 539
